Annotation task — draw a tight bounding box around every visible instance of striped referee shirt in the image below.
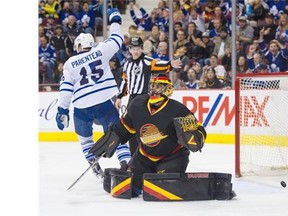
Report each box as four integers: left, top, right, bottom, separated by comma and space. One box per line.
117, 53, 172, 99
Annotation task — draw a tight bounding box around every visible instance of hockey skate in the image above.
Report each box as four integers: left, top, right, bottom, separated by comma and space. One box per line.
89, 158, 104, 178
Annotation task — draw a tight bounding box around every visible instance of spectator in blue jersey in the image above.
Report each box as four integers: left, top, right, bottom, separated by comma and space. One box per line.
267, 0, 287, 17
71, 0, 83, 20
56, 9, 131, 176
91, 0, 104, 36
156, 7, 170, 32
57, 1, 77, 26
209, 18, 223, 40
39, 35, 56, 84
207, 5, 229, 31
247, 52, 267, 73
186, 68, 200, 89
275, 13, 288, 48
79, 1, 96, 36
129, 2, 152, 31
254, 63, 269, 73
152, 41, 169, 61
259, 28, 288, 72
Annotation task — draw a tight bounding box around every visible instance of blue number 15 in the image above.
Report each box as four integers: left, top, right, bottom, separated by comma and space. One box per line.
80, 59, 104, 85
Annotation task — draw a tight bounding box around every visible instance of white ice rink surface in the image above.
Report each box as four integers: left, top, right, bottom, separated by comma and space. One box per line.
40, 142, 288, 216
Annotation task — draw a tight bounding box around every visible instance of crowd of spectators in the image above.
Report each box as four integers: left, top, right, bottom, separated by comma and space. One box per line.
39, 0, 288, 91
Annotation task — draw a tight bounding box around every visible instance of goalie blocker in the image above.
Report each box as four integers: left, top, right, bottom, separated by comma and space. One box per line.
102, 169, 236, 201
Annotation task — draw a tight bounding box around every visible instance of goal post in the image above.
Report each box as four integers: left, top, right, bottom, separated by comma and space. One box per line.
235, 73, 288, 177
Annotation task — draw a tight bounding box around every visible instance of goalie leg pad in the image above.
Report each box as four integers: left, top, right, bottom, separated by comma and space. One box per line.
103, 168, 113, 193
109, 169, 133, 199
143, 172, 236, 201
212, 173, 236, 200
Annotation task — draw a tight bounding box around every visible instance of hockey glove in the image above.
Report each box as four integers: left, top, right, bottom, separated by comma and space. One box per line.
107, 8, 122, 25
89, 123, 121, 158
173, 116, 206, 152
56, 107, 70, 130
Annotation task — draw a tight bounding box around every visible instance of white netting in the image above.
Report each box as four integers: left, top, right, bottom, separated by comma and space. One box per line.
237, 75, 288, 176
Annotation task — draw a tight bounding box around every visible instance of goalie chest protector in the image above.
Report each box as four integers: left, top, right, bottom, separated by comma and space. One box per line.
143, 172, 236, 201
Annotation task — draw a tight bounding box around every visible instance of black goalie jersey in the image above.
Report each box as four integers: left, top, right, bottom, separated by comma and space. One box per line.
115, 95, 206, 162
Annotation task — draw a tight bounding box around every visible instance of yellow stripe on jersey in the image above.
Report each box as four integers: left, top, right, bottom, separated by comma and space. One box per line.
151, 59, 170, 72
120, 118, 136, 134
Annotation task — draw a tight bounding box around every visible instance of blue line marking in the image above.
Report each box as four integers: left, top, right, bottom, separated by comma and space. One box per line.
203, 94, 223, 127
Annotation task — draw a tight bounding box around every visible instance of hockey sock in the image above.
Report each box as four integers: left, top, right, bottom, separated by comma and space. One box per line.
115, 143, 131, 164
78, 136, 95, 161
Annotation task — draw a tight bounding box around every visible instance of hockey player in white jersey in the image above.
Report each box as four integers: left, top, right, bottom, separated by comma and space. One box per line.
56, 8, 131, 176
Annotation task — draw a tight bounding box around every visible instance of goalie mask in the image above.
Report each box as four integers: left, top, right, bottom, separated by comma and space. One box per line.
149, 75, 173, 105
73, 33, 94, 53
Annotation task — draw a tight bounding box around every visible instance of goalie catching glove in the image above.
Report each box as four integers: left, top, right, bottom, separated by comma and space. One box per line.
173, 114, 206, 152
89, 123, 121, 158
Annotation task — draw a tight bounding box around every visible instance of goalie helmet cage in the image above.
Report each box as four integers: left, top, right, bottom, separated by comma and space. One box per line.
235, 72, 288, 177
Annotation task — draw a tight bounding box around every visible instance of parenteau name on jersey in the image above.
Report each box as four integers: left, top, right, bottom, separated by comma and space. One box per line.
71, 50, 103, 68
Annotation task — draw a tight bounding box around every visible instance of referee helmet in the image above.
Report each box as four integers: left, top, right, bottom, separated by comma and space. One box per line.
129, 37, 143, 47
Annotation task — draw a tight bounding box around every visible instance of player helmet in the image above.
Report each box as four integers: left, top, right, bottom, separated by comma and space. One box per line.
73, 33, 94, 53
149, 75, 173, 105
129, 37, 143, 47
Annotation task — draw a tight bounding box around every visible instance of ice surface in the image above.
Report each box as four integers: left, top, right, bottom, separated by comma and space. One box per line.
39, 142, 288, 216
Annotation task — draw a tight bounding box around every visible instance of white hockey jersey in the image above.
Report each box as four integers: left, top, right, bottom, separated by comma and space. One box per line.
58, 23, 123, 109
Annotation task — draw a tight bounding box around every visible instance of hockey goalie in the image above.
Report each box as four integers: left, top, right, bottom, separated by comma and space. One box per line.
89, 74, 235, 201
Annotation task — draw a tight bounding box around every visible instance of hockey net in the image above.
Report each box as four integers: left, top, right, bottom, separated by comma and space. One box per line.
235, 73, 288, 177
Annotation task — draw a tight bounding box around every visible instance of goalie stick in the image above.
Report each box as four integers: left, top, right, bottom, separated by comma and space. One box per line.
67, 156, 103, 191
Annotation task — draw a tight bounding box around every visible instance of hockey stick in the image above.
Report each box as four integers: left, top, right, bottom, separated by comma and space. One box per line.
67, 156, 103, 191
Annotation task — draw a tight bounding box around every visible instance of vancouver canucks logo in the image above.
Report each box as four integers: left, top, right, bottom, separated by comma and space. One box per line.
139, 123, 168, 147
134, 66, 141, 75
